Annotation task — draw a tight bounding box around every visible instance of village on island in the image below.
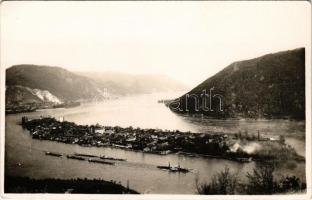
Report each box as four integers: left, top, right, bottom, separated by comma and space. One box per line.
20, 116, 304, 173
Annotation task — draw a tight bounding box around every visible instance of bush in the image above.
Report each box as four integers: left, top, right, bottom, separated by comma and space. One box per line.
196, 166, 238, 194
196, 163, 305, 195
275, 176, 306, 193
246, 163, 274, 194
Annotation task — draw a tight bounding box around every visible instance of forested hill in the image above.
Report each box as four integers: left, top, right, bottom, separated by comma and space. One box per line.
169, 48, 305, 119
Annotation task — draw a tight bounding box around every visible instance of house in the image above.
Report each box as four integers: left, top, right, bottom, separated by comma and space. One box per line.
143, 147, 151, 152
95, 129, 105, 134
105, 129, 115, 135
126, 137, 136, 142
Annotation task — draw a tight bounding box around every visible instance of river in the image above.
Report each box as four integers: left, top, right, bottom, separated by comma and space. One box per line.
5, 93, 306, 194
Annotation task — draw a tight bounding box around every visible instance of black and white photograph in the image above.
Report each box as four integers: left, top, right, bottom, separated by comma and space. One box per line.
0, 1, 311, 198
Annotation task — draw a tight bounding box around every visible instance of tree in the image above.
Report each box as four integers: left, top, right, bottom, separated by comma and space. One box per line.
246, 163, 274, 194
196, 167, 239, 194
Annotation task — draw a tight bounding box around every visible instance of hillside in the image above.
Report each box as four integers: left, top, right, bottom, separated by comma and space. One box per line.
5, 65, 188, 109
5, 85, 62, 105
6, 65, 109, 105
169, 48, 305, 119
77, 71, 189, 96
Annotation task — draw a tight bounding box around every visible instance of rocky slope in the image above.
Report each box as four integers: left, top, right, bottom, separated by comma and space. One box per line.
6, 64, 110, 106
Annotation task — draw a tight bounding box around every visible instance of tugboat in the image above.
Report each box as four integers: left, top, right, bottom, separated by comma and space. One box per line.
88, 158, 115, 165
45, 151, 62, 157
157, 162, 190, 173
157, 162, 171, 170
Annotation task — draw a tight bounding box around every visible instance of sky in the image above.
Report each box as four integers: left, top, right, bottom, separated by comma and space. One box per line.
1, 1, 310, 86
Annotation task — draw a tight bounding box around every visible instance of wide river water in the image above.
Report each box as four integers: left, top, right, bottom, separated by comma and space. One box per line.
5, 93, 306, 194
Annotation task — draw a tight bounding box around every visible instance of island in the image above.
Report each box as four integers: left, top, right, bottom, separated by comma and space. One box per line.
20, 116, 304, 163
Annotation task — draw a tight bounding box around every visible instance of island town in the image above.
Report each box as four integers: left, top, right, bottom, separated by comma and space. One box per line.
21, 116, 304, 165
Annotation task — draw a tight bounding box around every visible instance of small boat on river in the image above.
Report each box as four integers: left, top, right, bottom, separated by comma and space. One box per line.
45, 151, 62, 157
100, 155, 126, 161
157, 162, 190, 173
88, 158, 115, 165
66, 155, 86, 160
74, 153, 98, 158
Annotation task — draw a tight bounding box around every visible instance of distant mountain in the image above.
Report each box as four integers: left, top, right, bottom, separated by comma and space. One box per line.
6, 65, 109, 105
77, 71, 189, 96
169, 48, 305, 119
6, 65, 188, 107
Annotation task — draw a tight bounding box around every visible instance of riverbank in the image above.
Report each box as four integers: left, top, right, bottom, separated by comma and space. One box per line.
5, 176, 139, 194
5, 101, 81, 114
21, 117, 304, 163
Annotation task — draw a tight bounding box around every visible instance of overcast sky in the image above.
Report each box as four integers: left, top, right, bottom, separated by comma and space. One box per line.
1, 1, 310, 86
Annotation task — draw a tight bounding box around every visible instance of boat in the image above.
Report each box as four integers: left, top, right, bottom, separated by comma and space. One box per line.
157, 162, 190, 173
66, 155, 86, 160
45, 151, 62, 157
171, 166, 190, 173
100, 156, 126, 161
74, 153, 98, 158
88, 158, 115, 165
157, 166, 171, 170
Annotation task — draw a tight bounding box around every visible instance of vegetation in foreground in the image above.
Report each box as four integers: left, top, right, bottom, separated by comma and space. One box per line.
196, 164, 306, 195
5, 176, 139, 194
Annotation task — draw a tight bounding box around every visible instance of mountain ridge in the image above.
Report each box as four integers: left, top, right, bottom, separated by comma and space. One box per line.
5, 64, 188, 108
169, 48, 305, 119
6, 64, 108, 103
76, 71, 189, 96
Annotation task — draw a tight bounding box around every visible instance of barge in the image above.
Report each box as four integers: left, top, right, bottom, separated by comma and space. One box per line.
74, 153, 98, 158
88, 158, 115, 165
66, 155, 86, 161
45, 151, 62, 157
100, 156, 126, 161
